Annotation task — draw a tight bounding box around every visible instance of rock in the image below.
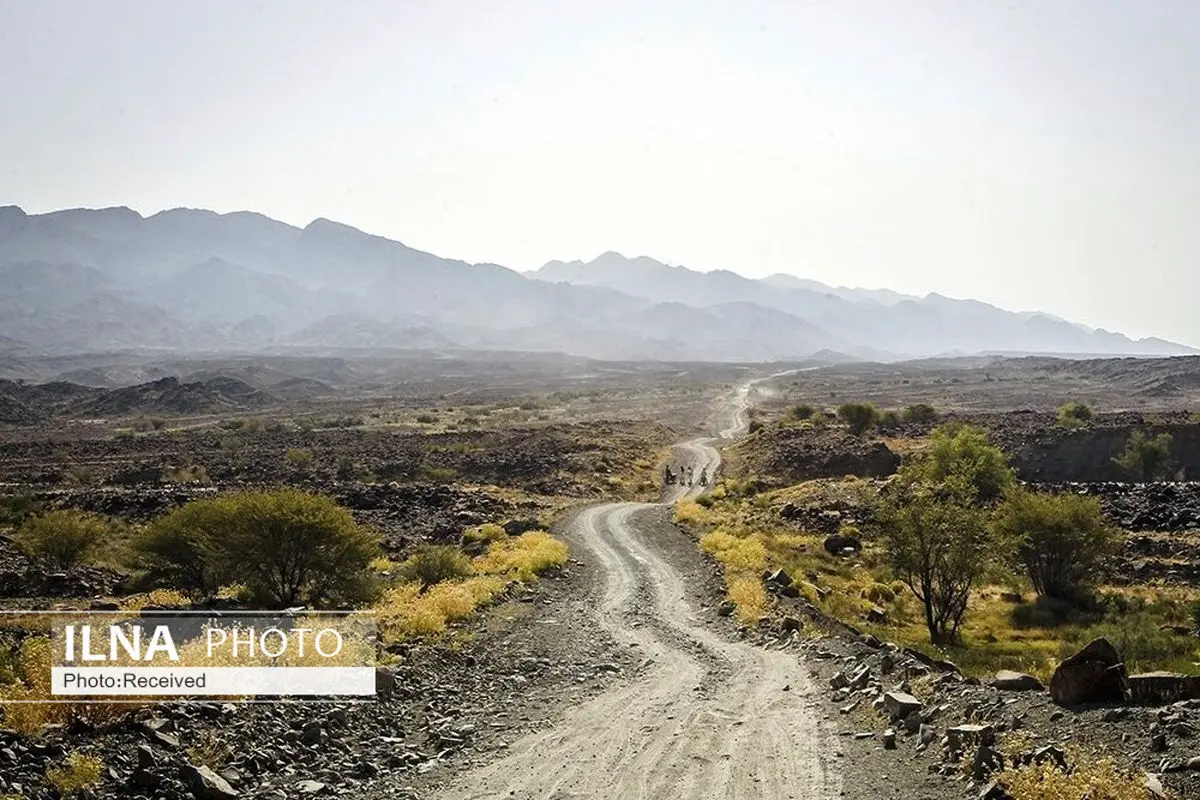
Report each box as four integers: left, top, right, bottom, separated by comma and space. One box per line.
180, 763, 239, 800
1145, 773, 1170, 799
866, 605, 888, 624
882, 728, 896, 749
375, 666, 397, 699
717, 600, 736, 617
882, 691, 922, 721
979, 781, 1014, 800
780, 616, 803, 632
1049, 637, 1129, 706
765, 568, 793, 587
999, 591, 1023, 603
1031, 745, 1069, 772
296, 780, 328, 795
302, 720, 323, 744
1150, 732, 1168, 752
1129, 671, 1200, 705
823, 533, 861, 556
947, 724, 995, 752
135, 745, 156, 770
992, 670, 1043, 692
972, 742, 1003, 780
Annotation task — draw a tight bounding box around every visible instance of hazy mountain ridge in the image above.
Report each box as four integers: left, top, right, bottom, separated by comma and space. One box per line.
0, 204, 1192, 361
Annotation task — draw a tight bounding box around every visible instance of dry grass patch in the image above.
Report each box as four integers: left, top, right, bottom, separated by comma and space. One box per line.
46, 751, 103, 796
996, 758, 1164, 800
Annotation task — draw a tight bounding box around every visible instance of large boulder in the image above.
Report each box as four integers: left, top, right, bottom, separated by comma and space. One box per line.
180, 764, 239, 799
1049, 638, 1129, 706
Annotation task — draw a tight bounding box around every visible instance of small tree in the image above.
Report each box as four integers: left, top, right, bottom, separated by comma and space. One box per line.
906, 423, 1014, 503
879, 481, 995, 644
1057, 402, 1094, 428
138, 490, 381, 608
17, 510, 108, 570
837, 403, 880, 436
786, 404, 815, 422
992, 489, 1118, 601
1113, 430, 1174, 481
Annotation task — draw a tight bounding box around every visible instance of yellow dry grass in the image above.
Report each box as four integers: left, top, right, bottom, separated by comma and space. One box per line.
997, 758, 1165, 800
473, 530, 569, 582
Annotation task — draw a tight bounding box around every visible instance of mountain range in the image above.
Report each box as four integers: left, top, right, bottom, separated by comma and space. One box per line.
0, 204, 1192, 362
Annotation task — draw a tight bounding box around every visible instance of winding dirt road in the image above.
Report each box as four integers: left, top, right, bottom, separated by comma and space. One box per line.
430, 381, 838, 799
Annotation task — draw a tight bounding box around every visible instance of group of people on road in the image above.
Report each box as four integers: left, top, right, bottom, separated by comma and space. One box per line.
663, 463, 708, 488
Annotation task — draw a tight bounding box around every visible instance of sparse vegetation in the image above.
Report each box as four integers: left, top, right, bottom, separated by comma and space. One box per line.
397, 544, 473, 589
993, 489, 1118, 602
1112, 430, 1174, 481
902, 403, 937, 424
285, 448, 315, 469
1056, 401, 1094, 427
45, 751, 103, 796
134, 490, 381, 607
836, 402, 880, 436
997, 756, 1160, 800
905, 422, 1014, 503
16, 509, 108, 570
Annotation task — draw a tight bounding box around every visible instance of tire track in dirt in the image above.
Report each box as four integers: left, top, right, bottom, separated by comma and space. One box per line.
427, 379, 838, 799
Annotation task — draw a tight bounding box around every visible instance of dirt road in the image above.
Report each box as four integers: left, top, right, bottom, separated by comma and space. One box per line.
430, 382, 838, 799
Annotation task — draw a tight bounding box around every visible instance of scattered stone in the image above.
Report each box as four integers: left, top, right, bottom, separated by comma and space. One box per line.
992, 670, 1043, 692
882, 691, 922, 721
1129, 671, 1200, 705
180, 763, 239, 800
882, 728, 896, 749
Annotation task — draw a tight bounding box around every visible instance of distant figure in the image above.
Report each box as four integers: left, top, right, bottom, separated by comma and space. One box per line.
698, 467, 708, 486
663, 465, 675, 485
686, 465, 695, 486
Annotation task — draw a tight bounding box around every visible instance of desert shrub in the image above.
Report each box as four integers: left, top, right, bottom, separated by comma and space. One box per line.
418, 464, 458, 483
186, 731, 233, 770
878, 483, 998, 644
1112, 430, 1174, 481
334, 456, 359, 481
162, 465, 209, 484
46, 751, 103, 795
877, 409, 902, 429
62, 466, 97, 486
463, 523, 508, 544
396, 545, 473, 589
997, 757, 1158, 800
992, 489, 1118, 601
149, 416, 167, 431
415, 414, 436, 424
902, 423, 1014, 503
138, 490, 381, 608
285, 448, 315, 469
474, 531, 569, 581
903, 403, 937, 424
786, 404, 815, 421
863, 582, 896, 604
699, 530, 768, 573
135, 502, 227, 598
837, 402, 880, 436
0, 494, 42, 527
131, 416, 155, 432
727, 574, 768, 623
114, 428, 135, 440
747, 420, 764, 434
1056, 401, 1094, 427
16, 509, 108, 570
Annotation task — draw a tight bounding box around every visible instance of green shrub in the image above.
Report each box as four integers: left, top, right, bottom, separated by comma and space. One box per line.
138, 490, 381, 608
878, 409, 901, 429
992, 489, 1118, 601
419, 464, 458, 483
1056, 401, 1094, 427
902, 423, 1014, 503
286, 448, 315, 469
1113, 430, 1174, 481
0, 494, 42, 527
415, 414, 437, 424
786, 404, 815, 421
397, 545, 473, 589
17, 510, 108, 570
46, 751, 103, 795
836, 403, 880, 436
903, 404, 937, 424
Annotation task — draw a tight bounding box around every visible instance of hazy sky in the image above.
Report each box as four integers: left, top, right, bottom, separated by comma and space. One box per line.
2, 1, 1198, 344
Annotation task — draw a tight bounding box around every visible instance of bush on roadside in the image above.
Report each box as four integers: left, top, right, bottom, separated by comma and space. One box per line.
135, 490, 381, 608
901, 423, 1014, 503
902, 403, 937, 424
396, 545, 473, 589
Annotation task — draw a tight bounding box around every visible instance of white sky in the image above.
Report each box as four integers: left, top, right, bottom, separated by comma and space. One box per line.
2, 1, 1198, 344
